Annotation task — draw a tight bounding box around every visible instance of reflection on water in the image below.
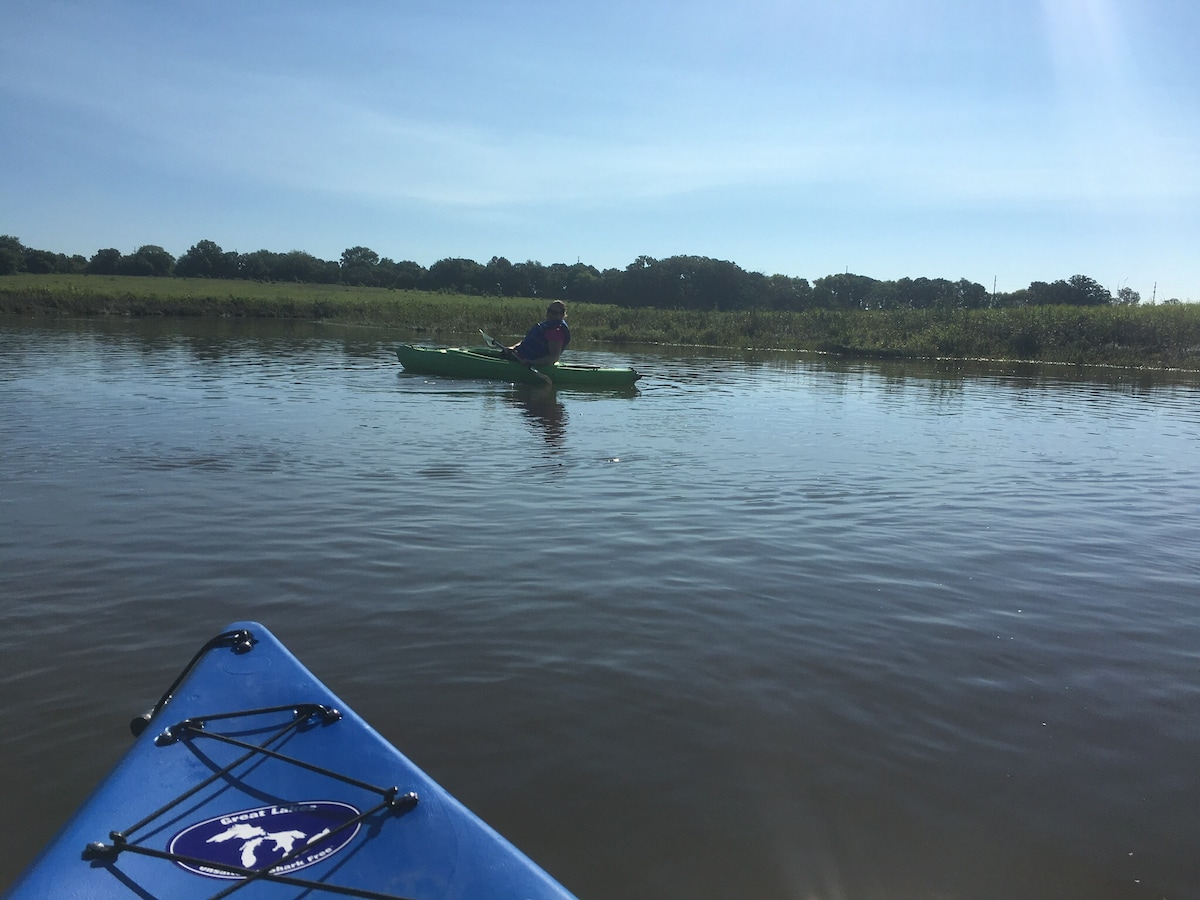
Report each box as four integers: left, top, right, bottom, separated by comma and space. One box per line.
2, 316, 1200, 899
506, 385, 568, 446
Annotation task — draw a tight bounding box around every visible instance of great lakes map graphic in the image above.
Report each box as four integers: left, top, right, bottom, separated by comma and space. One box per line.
169, 801, 361, 878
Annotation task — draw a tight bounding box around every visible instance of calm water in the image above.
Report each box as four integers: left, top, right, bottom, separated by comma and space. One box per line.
2, 315, 1198, 899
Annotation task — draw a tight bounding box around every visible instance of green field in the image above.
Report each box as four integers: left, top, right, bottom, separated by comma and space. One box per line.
3, 273, 1199, 369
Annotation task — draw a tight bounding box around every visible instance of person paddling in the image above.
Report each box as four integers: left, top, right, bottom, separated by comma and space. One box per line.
504, 300, 571, 366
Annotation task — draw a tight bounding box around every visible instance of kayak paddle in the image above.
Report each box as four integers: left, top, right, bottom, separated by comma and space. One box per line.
479, 330, 553, 386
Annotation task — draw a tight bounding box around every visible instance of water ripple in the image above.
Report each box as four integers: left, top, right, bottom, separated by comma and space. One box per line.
3, 319, 1200, 898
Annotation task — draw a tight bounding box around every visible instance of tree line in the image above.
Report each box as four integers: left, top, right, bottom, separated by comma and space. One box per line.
0, 234, 1153, 311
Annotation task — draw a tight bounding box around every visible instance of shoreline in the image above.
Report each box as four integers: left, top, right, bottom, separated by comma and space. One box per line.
3, 274, 1199, 371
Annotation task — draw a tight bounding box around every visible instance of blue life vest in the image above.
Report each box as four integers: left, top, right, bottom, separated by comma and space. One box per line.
517, 318, 570, 360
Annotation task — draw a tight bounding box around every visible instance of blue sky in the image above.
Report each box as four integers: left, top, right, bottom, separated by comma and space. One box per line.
2, 0, 1197, 300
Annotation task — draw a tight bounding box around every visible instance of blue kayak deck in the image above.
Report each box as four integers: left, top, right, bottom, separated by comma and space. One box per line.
6, 623, 577, 899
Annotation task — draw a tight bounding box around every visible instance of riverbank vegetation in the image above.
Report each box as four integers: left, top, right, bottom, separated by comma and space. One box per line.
4, 273, 1199, 369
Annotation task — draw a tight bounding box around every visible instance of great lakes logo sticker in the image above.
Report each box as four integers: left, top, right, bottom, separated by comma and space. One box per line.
169, 801, 361, 878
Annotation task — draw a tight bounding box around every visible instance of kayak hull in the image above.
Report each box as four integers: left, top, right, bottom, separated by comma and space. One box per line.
396, 344, 640, 389
6, 623, 576, 899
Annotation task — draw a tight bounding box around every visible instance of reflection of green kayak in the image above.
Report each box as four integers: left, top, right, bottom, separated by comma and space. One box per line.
396, 344, 641, 389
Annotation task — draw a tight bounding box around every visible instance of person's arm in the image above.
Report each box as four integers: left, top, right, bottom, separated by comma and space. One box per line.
541, 322, 567, 362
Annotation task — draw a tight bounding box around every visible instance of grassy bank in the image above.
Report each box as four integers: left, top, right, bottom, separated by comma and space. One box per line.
4, 274, 1199, 369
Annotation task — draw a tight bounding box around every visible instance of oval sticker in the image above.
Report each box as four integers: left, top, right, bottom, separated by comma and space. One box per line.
169, 801, 361, 878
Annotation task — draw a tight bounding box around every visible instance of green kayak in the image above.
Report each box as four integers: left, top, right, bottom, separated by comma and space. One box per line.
396, 344, 641, 389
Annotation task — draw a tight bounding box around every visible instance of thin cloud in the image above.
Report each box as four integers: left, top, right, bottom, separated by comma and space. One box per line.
2, 0, 1196, 299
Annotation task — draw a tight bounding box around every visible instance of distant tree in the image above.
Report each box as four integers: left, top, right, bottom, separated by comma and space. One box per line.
119, 245, 175, 277
339, 246, 381, 286
485, 255, 574, 298
683, 256, 752, 310
1023, 276, 1113, 306
956, 278, 989, 309
87, 248, 123, 275
11, 234, 1158, 318
238, 249, 276, 281
889, 276, 985, 310
0, 235, 25, 274
425, 257, 489, 293
386, 260, 426, 289
608, 254, 765, 309
1116, 286, 1140, 306
514, 260, 547, 297
558, 267, 594, 303
864, 279, 900, 310
1027, 280, 1072, 306
221, 251, 242, 277
921, 277, 958, 310
812, 273, 879, 309
546, 262, 576, 299
275, 250, 335, 283
486, 256, 516, 295
617, 256, 666, 307
559, 262, 604, 303
340, 246, 380, 267
762, 273, 813, 311
894, 277, 936, 309
232, 248, 334, 283
176, 240, 232, 278
595, 267, 622, 304
1067, 274, 1112, 306
23, 249, 58, 274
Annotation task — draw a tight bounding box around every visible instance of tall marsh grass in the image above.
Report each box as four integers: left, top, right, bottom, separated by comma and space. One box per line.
3, 274, 1198, 369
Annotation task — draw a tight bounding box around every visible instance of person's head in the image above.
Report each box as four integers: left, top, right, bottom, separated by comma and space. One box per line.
546, 300, 567, 320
